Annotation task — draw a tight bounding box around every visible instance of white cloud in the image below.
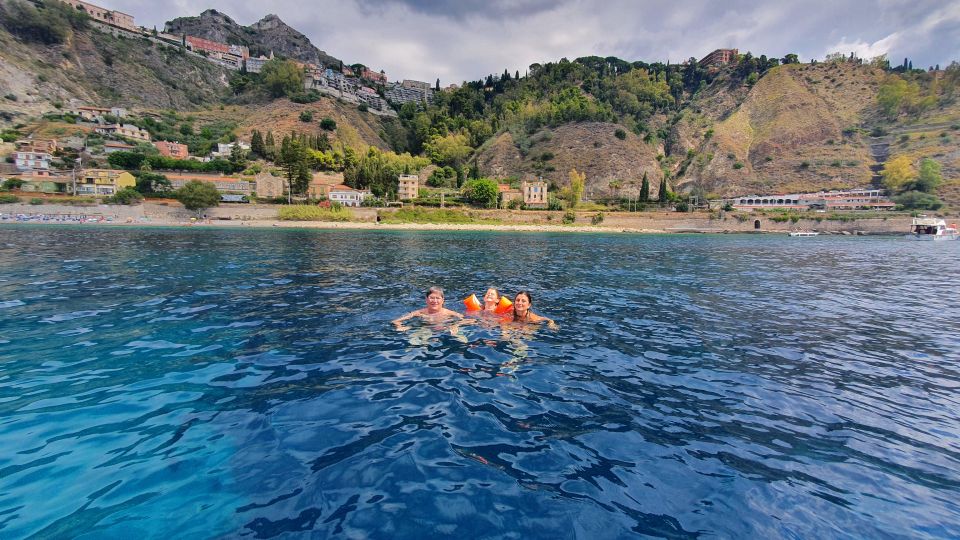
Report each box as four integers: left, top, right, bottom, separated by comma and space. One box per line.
96, 0, 960, 83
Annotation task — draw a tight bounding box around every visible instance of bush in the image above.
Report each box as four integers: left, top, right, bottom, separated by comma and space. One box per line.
614, 129, 626, 140
799, 161, 811, 169
106, 187, 144, 205
0, 194, 19, 204
893, 191, 943, 210
506, 198, 524, 210
674, 201, 689, 212
320, 118, 337, 131
591, 212, 604, 224
290, 90, 321, 104
29, 198, 43, 205
278, 204, 353, 221
2, 178, 25, 190
4, 94, 16, 102
460, 178, 498, 208
870, 127, 887, 137
357, 103, 368, 112
733, 162, 744, 169
562, 210, 576, 224
547, 196, 564, 211
299, 111, 314, 122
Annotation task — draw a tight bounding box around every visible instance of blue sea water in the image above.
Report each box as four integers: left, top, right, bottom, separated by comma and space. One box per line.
1, 225, 959, 539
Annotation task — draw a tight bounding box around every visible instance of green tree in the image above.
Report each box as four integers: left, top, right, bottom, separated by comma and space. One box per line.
229, 144, 248, 173
639, 172, 650, 202
893, 191, 943, 210
176, 180, 220, 215
106, 187, 144, 205
914, 158, 942, 193
657, 175, 669, 204
567, 168, 586, 208
265, 131, 276, 161
461, 178, 499, 208
278, 136, 311, 198
250, 130, 265, 159
134, 172, 171, 194
424, 133, 472, 167
261, 59, 304, 98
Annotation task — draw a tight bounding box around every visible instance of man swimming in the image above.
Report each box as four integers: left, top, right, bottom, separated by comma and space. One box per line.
393, 286, 464, 331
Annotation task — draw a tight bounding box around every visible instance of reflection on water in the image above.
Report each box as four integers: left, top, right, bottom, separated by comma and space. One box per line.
1, 226, 959, 538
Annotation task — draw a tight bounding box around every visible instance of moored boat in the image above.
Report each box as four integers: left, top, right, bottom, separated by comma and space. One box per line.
907, 217, 958, 241
788, 230, 819, 237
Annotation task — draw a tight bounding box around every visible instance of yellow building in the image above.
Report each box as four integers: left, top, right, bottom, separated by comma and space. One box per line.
77, 169, 136, 196
398, 174, 419, 200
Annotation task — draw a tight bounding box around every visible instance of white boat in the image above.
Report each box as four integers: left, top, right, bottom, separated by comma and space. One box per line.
788, 230, 819, 237
907, 217, 958, 241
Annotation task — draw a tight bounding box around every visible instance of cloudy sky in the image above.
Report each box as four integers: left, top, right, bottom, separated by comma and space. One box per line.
101, 0, 959, 84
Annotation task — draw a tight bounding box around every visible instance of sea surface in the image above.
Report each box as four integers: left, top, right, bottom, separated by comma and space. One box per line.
1, 225, 959, 539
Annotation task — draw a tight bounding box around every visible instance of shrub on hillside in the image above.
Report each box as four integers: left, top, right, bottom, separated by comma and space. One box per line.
29, 198, 43, 205
0, 194, 19, 204
320, 118, 337, 131
299, 111, 314, 122
562, 210, 576, 224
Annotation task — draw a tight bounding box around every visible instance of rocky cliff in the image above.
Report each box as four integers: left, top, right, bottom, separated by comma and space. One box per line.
164, 10, 342, 67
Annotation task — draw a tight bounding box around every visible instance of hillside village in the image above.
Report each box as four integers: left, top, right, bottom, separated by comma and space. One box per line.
1, 0, 958, 224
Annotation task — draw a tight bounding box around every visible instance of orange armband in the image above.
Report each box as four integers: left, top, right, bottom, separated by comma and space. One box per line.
463, 294, 482, 311
494, 296, 513, 314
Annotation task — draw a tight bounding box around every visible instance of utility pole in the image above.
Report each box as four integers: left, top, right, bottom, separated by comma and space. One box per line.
72, 156, 81, 197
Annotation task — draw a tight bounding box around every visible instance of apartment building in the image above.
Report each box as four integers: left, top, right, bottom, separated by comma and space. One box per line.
398, 174, 419, 200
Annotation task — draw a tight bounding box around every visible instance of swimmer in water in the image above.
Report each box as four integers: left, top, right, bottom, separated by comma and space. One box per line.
393, 286, 464, 332
510, 290, 557, 329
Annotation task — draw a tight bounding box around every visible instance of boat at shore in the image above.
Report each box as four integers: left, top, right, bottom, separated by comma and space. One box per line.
788, 230, 819, 237
907, 217, 958, 241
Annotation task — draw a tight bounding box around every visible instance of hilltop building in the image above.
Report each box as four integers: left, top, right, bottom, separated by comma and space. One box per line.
61, 0, 136, 32
384, 81, 434, 105
398, 174, 419, 200
67, 105, 126, 121
94, 123, 151, 142
185, 36, 248, 69
699, 48, 739, 68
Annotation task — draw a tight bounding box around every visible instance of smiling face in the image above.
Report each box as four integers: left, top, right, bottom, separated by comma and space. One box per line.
483, 288, 500, 310
513, 293, 530, 317
425, 291, 444, 313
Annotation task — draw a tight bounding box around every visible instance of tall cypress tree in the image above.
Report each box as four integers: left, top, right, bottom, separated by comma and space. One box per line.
250, 130, 265, 159
266, 131, 277, 161
657, 175, 668, 204
639, 172, 650, 202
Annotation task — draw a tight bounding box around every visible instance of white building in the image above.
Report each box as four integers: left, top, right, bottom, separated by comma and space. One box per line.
329, 185, 371, 207
212, 142, 251, 158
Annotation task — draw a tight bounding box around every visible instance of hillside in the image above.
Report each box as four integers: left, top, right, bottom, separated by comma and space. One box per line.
164, 10, 342, 67
0, 18, 230, 123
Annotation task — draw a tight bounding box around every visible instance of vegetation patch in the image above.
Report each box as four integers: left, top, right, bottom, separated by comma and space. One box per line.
278, 205, 354, 221
379, 207, 499, 224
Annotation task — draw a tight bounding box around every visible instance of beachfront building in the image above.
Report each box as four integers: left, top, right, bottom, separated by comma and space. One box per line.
95, 123, 151, 142
521, 180, 548, 208
498, 184, 523, 207
61, 0, 136, 32
398, 174, 419, 200
328, 185, 372, 207
76, 169, 135, 196
725, 189, 895, 211
154, 141, 189, 159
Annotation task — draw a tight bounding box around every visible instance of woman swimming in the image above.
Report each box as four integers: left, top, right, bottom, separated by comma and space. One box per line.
510, 290, 557, 329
